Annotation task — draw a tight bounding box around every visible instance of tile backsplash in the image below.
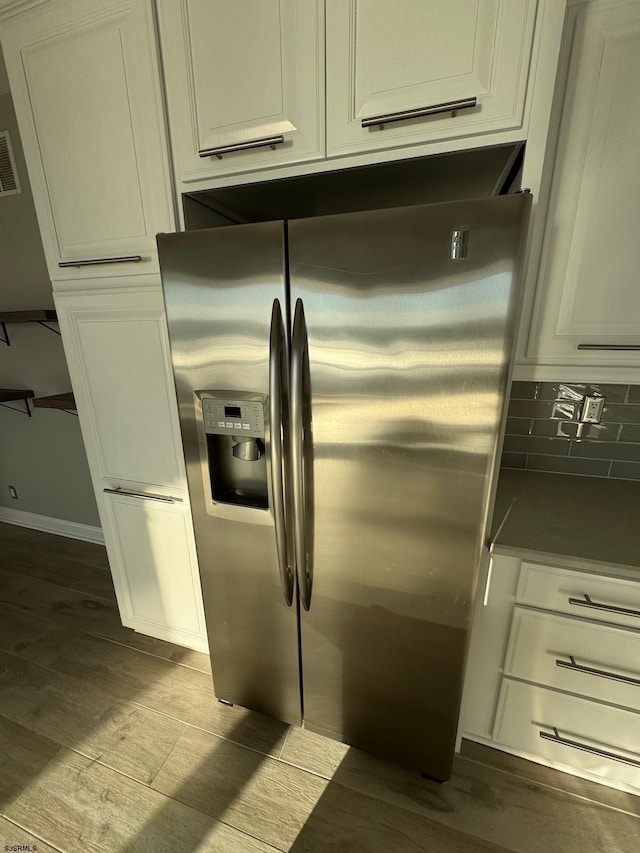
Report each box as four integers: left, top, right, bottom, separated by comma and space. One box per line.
502, 381, 640, 481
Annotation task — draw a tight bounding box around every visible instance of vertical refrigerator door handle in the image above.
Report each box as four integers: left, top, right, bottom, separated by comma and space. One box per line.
269, 299, 294, 606
291, 298, 312, 611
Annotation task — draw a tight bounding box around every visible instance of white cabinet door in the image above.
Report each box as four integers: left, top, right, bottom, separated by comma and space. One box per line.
101, 489, 207, 651
526, 0, 640, 368
326, 0, 537, 158
54, 287, 186, 491
0, 0, 175, 281
55, 284, 207, 652
158, 0, 324, 184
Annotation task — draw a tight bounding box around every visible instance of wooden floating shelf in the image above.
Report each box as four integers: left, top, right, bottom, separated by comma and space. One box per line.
0, 309, 57, 323
32, 392, 76, 411
0, 388, 35, 416
0, 388, 35, 402
0, 309, 59, 345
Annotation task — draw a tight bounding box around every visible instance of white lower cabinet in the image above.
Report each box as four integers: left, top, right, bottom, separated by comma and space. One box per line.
101, 489, 207, 650
495, 679, 640, 793
55, 283, 207, 653
462, 554, 640, 794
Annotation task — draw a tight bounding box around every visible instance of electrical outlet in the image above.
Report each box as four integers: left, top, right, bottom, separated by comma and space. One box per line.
580, 395, 606, 424
8, 485, 18, 499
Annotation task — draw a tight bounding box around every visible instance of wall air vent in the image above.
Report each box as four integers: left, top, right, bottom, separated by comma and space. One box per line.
0, 130, 21, 196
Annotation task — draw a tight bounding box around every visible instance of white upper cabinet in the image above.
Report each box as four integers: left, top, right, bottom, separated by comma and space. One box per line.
526, 0, 640, 369
157, 0, 325, 183
0, 0, 175, 281
326, 0, 537, 158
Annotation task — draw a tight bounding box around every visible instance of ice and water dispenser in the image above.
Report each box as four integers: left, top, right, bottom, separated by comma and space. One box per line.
199, 392, 269, 510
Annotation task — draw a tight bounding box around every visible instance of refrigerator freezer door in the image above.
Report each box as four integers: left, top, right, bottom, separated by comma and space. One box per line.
288, 194, 531, 778
158, 222, 302, 726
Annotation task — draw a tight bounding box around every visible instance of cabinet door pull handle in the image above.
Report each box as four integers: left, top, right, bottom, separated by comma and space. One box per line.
199, 135, 285, 159
577, 344, 640, 351
568, 593, 640, 619
540, 727, 640, 769
361, 97, 477, 128
556, 655, 640, 687
103, 487, 177, 504
58, 256, 142, 268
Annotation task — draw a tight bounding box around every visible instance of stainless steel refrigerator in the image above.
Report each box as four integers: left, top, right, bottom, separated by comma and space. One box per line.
158, 193, 531, 782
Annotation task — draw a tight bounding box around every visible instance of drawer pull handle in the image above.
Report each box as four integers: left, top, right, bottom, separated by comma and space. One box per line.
361, 97, 477, 129
577, 344, 640, 351
568, 593, 640, 619
58, 256, 142, 268
540, 727, 640, 769
199, 135, 285, 159
104, 487, 177, 504
556, 655, 640, 688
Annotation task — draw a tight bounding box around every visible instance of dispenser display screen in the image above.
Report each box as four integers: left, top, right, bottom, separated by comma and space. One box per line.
201, 396, 265, 439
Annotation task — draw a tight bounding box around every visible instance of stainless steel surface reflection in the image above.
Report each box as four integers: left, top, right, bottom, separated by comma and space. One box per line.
158, 194, 531, 781
288, 197, 529, 779
158, 222, 302, 726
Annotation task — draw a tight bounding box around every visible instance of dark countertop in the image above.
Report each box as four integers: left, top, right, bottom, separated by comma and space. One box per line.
490, 469, 640, 575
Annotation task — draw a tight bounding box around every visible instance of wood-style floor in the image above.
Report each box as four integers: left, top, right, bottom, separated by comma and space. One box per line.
0, 522, 638, 852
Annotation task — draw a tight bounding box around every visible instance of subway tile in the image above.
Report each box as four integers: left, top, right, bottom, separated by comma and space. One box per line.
601, 404, 640, 424
525, 454, 610, 477
626, 386, 640, 403
539, 382, 583, 401
507, 400, 555, 419
619, 424, 640, 443
570, 441, 640, 463
529, 420, 618, 441
588, 384, 628, 403
509, 381, 539, 400
529, 419, 577, 438
610, 461, 640, 481
501, 452, 526, 470
580, 422, 621, 441
503, 435, 570, 456
504, 417, 532, 436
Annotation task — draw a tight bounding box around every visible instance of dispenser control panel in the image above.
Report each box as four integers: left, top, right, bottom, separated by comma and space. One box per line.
202, 398, 264, 439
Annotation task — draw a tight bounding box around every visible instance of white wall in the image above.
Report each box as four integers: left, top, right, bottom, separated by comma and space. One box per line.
0, 88, 99, 526
0, 47, 9, 95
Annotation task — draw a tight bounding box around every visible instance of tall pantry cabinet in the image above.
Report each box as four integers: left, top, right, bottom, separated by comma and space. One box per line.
0, 0, 207, 652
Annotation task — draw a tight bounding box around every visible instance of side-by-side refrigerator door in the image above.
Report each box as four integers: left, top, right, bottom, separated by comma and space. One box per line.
288, 194, 531, 779
158, 221, 302, 727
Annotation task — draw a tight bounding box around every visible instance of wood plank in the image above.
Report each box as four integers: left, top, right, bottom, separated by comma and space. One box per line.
0, 522, 109, 571
152, 726, 328, 851
32, 392, 76, 411
0, 567, 36, 599
279, 727, 640, 852
151, 726, 511, 853
69, 568, 116, 602
0, 309, 57, 323
6, 749, 279, 853
91, 628, 211, 673
460, 739, 640, 817
0, 716, 60, 812
0, 603, 77, 666
49, 634, 287, 755
0, 650, 185, 785
0, 816, 63, 853
0, 389, 34, 402
0, 542, 97, 587
0, 576, 122, 634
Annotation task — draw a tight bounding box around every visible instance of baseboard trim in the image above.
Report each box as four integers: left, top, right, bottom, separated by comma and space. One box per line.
0, 507, 104, 545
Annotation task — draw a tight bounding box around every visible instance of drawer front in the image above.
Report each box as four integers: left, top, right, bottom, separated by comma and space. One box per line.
495, 679, 640, 792
517, 562, 640, 630
505, 606, 640, 710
